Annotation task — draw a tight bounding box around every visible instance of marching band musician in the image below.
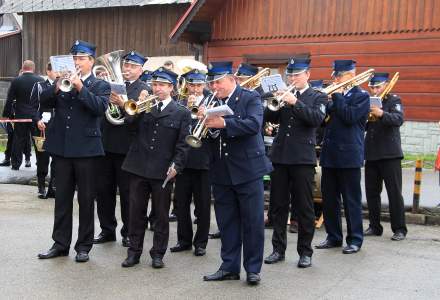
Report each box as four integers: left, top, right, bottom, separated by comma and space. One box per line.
170, 69, 211, 256
29, 62, 57, 199
94, 51, 149, 247
364, 72, 407, 241
121, 67, 191, 269
263, 57, 327, 268
38, 40, 110, 262
201, 61, 273, 285
316, 60, 370, 254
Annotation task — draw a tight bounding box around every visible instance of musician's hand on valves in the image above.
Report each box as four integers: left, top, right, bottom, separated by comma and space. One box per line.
265, 125, 274, 136
70, 69, 83, 91
110, 92, 125, 107
205, 116, 226, 129
275, 91, 297, 106
37, 120, 46, 131
138, 89, 149, 101
370, 106, 384, 118
197, 105, 206, 120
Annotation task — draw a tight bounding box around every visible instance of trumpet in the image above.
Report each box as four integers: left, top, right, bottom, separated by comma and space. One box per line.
267, 84, 297, 111
185, 92, 218, 148
187, 93, 208, 119
124, 90, 159, 115
368, 72, 399, 122
59, 68, 81, 93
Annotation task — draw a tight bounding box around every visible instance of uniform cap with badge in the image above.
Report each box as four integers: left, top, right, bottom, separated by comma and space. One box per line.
122, 51, 148, 66
151, 67, 179, 85
206, 61, 233, 82
70, 40, 96, 57
286, 57, 311, 75
235, 63, 259, 78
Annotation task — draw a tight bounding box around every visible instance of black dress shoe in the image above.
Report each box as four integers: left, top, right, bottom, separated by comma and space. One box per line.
208, 231, 221, 239
38, 188, 46, 199
93, 233, 116, 244
25, 160, 31, 168
193, 218, 198, 224
45, 188, 56, 199
38, 248, 69, 259
170, 242, 191, 252
297, 255, 312, 268
194, 247, 206, 256
122, 237, 130, 247
264, 251, 285, 264
11, 166, 19, 171
246, 273, 261, 285
264, 219, 273, 229
169, 213, 177, 222
121, 256, 140, 268
203, 270, 240, 281
391, 231, 406, 241
152, 257, 164, 269
342, 244, 360, 254
364, 227, 382, 236
315, 239, 342, 249
75, 251, 89, 262
0, 159, 10, 167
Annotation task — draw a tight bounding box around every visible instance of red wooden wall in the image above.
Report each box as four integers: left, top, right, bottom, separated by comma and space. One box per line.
203, 0, 440, 121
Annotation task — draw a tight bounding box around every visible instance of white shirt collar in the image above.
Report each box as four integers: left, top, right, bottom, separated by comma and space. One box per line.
225, 85, 238, 103
159, 96, 173, 110
298, 83, 310, 95
48, 78, 54, 85
81, 72, 92, 81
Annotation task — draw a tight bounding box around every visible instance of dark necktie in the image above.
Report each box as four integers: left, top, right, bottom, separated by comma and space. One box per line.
221, 97, 229, 105
295, 91, 301, 98
125, 81, 130, 89
158, 101, 163, 113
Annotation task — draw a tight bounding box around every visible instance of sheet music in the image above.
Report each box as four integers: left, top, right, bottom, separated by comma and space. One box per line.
50, 55, 76, 74
369, 96, 382, 108
261, 74, 288, 93
206, 105, 234, 117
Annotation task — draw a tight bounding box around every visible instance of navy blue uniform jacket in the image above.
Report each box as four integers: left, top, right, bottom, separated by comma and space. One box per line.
39, 75, 110, 158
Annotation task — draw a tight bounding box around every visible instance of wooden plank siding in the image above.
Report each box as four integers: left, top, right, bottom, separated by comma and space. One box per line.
22, 4, 193, 73
0, 32, 22, 78
201, 0, 440, 121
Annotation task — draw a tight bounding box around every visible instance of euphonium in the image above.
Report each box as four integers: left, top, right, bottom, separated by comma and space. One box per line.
368, 72, 399, 122
240, 68, 271, 90
92, 50, 128, 125
185, 92, 218, 148
267, 84, 297, 111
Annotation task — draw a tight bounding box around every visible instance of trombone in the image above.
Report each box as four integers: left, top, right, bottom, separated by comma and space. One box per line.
185, 92, 218, 148
240, 68, 271, 90
266, 84, 297, 111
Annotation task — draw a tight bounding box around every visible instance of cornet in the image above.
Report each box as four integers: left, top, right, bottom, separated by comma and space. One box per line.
185, 92, 218, 148
188, 93, 208, 119
59, 67, 81, 93
267, 84, 297, 111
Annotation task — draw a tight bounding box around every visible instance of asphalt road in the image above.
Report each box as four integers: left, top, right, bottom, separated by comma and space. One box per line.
1, 184, 440, 299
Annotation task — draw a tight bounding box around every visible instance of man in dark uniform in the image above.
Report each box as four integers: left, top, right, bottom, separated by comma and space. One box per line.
121, 67, 191, 269
202, 62, 273, 285
140, 70, 153, 91
170, 69, 211, 256
3, 60, 44, 170
316, 60, 370, 254
30, 62, 57, 199
37, 40, 110, 263
93, 51, 149, 247
264, 57, 327, 268
364, 72, 407, 241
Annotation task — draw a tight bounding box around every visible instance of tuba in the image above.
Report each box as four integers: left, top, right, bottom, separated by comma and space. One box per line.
368, 72, 399, 122
240, 68, 271, 90
92, 50, 128, 125
185, 92, 218, 148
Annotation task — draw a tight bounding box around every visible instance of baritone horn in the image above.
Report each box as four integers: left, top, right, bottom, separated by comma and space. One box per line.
185, 92, 218, 148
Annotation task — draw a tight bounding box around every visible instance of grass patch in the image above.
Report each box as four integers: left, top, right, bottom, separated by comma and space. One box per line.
403, 153, 437, 168
0, 144, 5, 153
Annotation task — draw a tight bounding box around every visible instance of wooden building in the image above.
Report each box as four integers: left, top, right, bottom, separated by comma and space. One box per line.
0, 0, 195, 74
170, 0, 440, 122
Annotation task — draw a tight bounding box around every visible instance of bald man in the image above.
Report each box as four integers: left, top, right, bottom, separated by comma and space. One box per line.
2, 60, 44, 170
